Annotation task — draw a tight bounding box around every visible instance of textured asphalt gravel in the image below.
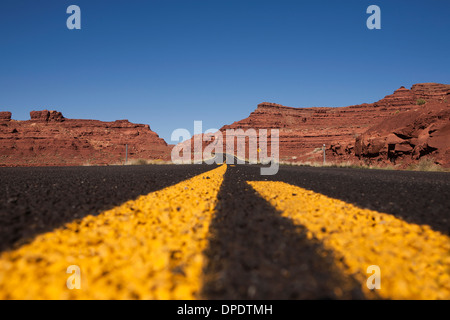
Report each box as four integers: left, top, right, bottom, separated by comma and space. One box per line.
202, 165, 368, 299
0, 165, 213, 253
0, 164, 448, 299
202, 165, 450, 299
259, 165, 450, 236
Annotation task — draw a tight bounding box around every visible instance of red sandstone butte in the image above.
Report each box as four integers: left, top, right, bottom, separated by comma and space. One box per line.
351, 83, 450, 167
178, 83, 450, 168
2, 83, 449, 168
0, 110, 172, 166
0, 111, 12, 121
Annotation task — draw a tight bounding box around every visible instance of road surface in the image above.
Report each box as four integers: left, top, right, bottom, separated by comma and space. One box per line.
0, 164, 449, 299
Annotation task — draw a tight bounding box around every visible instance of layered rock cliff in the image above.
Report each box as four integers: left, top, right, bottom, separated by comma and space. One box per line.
2, 83, 449, 168
0, 110, 171, 166
353, 96, 450, 167
180, 83, 450, 167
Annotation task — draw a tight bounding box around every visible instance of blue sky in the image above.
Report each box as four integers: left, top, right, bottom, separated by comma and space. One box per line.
0, 0, 449, 142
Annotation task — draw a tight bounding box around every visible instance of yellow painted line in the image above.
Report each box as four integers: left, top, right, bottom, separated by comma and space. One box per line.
248, 181, 450, 300
0, 165, 227, 300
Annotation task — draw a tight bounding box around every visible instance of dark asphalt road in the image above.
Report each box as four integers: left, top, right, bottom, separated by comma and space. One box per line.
1, 164, 448, 250
202, 165, 368, 299
0, 164, 448, 299
202, 165, 450, 299
0, 165, 214, 253
262, 165, 450, 236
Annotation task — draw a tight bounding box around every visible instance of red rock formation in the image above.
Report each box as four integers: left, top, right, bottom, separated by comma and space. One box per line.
410, 83, 450, 100
349, 83, 450, 167
178, 83, 450, 167
215, 87, 425, 163
29, 110, 64, 122
354, 100, 450, 167
0, 111, 172, 166
2, 83, 448, 168
0, 112, 12, 121
374, 86, 416, 107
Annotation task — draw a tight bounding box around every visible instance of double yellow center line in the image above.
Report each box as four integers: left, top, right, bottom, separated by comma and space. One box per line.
0, 165, 448, 299
0, 165, 226, 299
248, 181, 450, 300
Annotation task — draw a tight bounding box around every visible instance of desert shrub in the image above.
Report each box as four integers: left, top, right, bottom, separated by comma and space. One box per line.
130, 159, 149, 165
416, 99, 426, 105
312, 147, 323, 153
408, 158, 444, 172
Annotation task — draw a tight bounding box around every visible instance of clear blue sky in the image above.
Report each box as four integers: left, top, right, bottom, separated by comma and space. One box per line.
1, 0, 449, 142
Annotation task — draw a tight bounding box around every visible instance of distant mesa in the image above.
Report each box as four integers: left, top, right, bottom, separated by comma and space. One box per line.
182, 82, 450, 168
0, 82, 449, 168
0, 109, 171, 167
